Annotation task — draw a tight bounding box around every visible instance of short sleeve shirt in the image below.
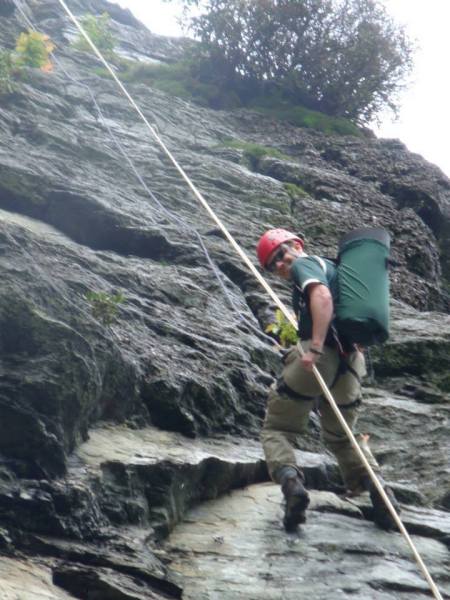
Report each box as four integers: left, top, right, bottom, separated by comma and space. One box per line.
291, 256, 338, 342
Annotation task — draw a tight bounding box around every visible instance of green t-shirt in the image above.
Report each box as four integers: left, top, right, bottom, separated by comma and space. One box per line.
291, 256, 338, 343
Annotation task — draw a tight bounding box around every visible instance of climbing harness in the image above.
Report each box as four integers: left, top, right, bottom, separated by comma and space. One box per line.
11, 2, 444, 598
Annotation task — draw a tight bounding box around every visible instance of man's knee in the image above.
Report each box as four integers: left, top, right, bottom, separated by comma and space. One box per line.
320, 397, 361, 438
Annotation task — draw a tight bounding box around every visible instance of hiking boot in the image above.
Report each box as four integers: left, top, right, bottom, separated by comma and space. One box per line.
364, 477, 400, 531
281, 476, 310, 532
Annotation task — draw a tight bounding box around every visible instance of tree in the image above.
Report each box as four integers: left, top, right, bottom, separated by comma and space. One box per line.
166, 0, 414, 124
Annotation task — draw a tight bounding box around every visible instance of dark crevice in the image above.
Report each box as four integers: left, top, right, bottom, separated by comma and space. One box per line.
0, 181, 192, 263
52, 563, 183, 599
380, 181, 443, 236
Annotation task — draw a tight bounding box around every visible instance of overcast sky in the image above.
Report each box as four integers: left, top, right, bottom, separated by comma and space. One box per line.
111, 0, 450, 177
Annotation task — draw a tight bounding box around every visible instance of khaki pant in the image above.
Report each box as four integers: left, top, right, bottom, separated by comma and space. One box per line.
261, 342, 379, 491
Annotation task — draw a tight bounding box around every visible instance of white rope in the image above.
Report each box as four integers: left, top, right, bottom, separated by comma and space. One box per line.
46, 3, 443, 598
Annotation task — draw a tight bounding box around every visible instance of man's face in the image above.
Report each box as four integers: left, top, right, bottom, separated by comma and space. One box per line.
266, 241, 302, 279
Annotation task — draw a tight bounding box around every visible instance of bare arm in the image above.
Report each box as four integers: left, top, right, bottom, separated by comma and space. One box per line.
308, 283, 334, 351
300, 283, 333, 371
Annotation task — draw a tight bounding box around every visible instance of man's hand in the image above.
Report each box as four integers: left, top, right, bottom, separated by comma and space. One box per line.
301, 349, 321, 371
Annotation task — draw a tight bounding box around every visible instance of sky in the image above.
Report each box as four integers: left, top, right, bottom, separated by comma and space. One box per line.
111, 0, 450, 177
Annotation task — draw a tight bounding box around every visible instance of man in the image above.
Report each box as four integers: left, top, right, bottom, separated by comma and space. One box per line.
256, 228, 399, 531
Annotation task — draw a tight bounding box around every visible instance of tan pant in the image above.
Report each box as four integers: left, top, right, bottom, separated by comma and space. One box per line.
261, 342, 379, 491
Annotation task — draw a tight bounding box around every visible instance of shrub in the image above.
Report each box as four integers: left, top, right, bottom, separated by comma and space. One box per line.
266, 309, 298, 347
15, 30, 54, 70
73, 12, 117, 59
251, 98, 361, 136
86, 291, 125, 326
220, 139, 290, 168
284, 183, 309, 199
172, 0, 414, 124
1, 31, 54, 95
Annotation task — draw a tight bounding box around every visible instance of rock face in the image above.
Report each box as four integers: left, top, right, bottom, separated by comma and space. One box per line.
0, 1, 449, 598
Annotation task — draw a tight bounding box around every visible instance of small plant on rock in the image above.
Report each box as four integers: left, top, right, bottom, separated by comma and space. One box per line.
265, 309, 298, 348
284, 183, 309, 200
0, 31, 55, 95
86, 291, 125, 326
0, 50, 14, 94
73, 13, 117, 59
220, 139, 290, 169
15, 30, 54, 71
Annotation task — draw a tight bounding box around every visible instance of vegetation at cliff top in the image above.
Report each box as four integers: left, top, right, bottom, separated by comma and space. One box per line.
163, 0, 414, 125
71, 8, 362, 135
120, 59, 362, 136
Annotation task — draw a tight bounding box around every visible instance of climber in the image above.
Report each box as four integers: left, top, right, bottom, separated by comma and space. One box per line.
0, 0, 15, 17
256, 228, 400, 532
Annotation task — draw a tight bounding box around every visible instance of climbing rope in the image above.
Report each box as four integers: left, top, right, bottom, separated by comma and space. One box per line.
11, 2, 444, 598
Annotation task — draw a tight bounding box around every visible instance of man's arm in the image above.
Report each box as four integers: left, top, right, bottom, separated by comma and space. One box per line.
308, 283, 334, 351
301, 282, 333, 371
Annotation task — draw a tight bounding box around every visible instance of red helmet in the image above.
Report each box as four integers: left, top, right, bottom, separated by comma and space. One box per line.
256, 229, 304, 268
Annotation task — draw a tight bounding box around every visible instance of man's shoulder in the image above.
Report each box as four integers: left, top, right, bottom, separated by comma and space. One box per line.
292, 255, 334, 276
290, 255, 331, 291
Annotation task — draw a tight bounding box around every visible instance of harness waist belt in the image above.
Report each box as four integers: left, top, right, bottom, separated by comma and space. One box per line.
277, 379, 316, 401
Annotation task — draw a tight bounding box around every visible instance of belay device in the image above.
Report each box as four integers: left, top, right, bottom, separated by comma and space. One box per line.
334, 227, 391, 346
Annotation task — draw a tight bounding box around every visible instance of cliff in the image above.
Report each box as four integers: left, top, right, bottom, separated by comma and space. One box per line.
0, 1, 449, 598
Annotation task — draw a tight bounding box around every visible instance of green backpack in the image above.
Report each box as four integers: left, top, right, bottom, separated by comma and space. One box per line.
333, 227, 391, 346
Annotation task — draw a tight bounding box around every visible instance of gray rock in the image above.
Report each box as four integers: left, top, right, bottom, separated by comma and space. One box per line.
163, 483, 450, 600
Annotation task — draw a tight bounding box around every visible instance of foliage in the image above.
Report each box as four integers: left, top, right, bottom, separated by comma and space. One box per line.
117, 52, 359, 135
73, 12, 117, 59
221, 139, 289, 167
265, 309, 298, 348
170, 0, 414, 124
0, 50, 14, 94
284, 183, 309, 199
119, 58, 242, 109
15, 30, 54, 71
1, 31, 54, 95
250, 98, 361, 136
86, 291, 125, 326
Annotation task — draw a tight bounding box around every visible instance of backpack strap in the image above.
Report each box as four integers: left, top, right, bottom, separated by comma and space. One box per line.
311, 256, 354, 357
312, 255, 328, 275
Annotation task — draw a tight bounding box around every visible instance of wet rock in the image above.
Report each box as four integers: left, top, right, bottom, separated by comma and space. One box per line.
0, 557, 75, 599
371, 300, 450, 392
163, 483, 450, 600
0, 0, 15, 17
